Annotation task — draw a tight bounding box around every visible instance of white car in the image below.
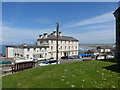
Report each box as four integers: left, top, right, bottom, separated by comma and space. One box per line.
97, 56, 105, 60
107, 55, 114, 59
39, 60, 60, 66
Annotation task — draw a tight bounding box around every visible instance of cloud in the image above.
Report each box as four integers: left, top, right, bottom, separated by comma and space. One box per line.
61, 21, 115, 44
2, 11, 115, 45
2, 25, 53, 44
60, 11, 115, 44
64, 11, 115, 28
69, 29, 115, 44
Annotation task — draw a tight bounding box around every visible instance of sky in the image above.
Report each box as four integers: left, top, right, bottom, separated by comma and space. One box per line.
1, 2, 118, 45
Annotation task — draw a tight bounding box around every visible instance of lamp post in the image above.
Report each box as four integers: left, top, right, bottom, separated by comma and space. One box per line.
56, 21, 59, 64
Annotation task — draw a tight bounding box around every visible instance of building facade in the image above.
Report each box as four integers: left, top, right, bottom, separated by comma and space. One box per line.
96, 46, 112, 53
6, 31, 79, 60
36, 31, 79, 59
6, 45, 49, 60
113, 6, 120, 62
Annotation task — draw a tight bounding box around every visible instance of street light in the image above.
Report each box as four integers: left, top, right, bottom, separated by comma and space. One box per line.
56, 21, 59, 64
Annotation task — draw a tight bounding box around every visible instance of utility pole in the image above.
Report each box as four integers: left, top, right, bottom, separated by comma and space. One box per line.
56, 21, 59, 64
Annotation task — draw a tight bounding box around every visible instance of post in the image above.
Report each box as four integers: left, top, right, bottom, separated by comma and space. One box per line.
56, 21, 59, 64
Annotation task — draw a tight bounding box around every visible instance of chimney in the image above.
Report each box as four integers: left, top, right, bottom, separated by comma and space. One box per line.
51, 33, 53, 35
53, 31, 56, 36
39, 35, 43, 39
43, 33, 48, 38
59, 32, 62, 36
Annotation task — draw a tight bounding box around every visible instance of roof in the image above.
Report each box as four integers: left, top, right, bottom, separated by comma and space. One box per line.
6, 45, 49, 48
37, 34, 79, 41
113, 6, 120, 18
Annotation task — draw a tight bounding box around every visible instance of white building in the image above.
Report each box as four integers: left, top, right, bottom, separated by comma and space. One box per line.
6, 31, 79, 60
6, 45, 49, 60
96, 46, 112, 53
36, 31, 79, 59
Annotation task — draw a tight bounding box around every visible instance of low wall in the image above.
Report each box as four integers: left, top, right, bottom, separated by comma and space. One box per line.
1, 57, 14, 62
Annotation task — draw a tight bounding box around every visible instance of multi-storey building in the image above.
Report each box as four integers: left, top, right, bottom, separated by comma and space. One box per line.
113, 6, 120, 62
36, 31, 79, 59
6, 31, 79, 60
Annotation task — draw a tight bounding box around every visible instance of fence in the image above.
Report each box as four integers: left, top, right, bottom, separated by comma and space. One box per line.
12, 61, 35, 73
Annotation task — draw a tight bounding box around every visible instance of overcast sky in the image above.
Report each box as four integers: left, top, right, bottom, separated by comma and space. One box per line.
1, 2, 118, 45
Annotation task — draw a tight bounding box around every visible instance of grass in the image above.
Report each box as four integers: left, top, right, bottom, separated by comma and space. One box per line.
2, 60, 120, 88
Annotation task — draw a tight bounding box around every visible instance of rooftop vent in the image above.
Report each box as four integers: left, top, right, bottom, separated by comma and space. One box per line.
39, 35, 43, 39
43, 33, 48, 38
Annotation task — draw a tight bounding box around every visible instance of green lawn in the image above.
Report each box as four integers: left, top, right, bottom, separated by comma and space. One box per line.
2, 60, 120, 88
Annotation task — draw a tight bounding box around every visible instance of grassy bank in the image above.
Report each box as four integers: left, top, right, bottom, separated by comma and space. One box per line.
2, 60, 119, 88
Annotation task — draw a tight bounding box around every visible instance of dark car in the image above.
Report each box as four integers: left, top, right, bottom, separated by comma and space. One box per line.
61, 56, 69, 59
33, 59, 38, 63
73, 56, 80, 59
68, 56, 75, 59
39, 59, 60, 66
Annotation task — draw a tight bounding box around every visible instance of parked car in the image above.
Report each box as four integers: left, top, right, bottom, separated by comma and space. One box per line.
68, 56, 75, 59
107, 55, 114, 59
97, 56, 105, 60
73, 55, 80, 59
39, 59, 60, 66
61, 56, 69, 59
33, 59, 38, 63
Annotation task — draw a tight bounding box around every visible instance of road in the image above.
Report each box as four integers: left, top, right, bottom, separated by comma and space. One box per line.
1, 57, 92, 76
35, 57, 92, 67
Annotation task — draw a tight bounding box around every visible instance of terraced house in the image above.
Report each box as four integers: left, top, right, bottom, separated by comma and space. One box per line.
36, 31, 79, 59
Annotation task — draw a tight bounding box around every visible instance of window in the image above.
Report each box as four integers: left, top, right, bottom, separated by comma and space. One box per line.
51, 40, 53, 43
51, 53, 53, 57
76, 46, 77, 49
61, 46, 62, 50
27, 48, 30, 51
39, 48, 41, 51
40, 54, 43, 58
61, 52, 62, 55
33, 55, 35, 58
45, 48, 46, 52
69, 46, 70, 49
21, 55, 23, 57
65, 46, 66, 50
26, 55, 29, 58
51, 46, 53, 50
45, 53, 47, 57
34, 48, 35, 51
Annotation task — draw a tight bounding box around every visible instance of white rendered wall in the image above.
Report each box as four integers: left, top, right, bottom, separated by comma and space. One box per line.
8, 47, 14, 58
